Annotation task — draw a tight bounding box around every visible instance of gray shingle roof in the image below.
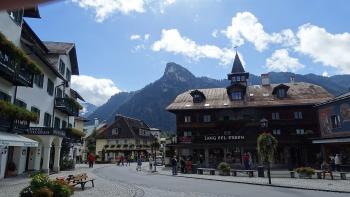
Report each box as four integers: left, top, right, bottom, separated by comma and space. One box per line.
166, 82, 333, 111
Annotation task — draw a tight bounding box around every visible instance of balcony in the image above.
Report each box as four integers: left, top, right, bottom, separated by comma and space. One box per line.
54, 97, 80, 116
0, 118, 30, 134
26, 127, 66, 137
0, 50, 34, 87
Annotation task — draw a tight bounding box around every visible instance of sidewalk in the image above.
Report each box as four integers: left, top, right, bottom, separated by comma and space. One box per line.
153, 166, 350, 193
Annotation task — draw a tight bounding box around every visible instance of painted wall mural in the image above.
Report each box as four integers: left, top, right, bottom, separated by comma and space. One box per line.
318, 100, 350, 137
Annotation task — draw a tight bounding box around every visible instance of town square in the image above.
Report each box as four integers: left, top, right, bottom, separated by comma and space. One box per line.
0, 0, 350, 197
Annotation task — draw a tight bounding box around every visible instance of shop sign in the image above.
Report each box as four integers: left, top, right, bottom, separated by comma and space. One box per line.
178, 136, 192, 143
204, 135, 245, 141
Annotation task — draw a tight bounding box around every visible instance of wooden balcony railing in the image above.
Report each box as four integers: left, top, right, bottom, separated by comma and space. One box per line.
54, 98, 79, 116
26, 127, 66, 137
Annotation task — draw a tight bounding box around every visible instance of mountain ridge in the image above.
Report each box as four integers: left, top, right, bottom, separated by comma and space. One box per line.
87, 62, 350, 132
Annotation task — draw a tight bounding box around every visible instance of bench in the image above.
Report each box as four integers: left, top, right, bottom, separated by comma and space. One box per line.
61, 173, 95, 190
231, 169, 255, 177
314, 170, 334, 179
197, 168, 216, 175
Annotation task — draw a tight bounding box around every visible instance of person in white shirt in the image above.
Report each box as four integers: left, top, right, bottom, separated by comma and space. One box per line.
334, 154, 342, 171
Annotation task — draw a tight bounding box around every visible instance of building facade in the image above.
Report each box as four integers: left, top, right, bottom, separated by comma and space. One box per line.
166, 53, 333, 169
95, 115, 159, 162
313, 92, 350, 170
0, 8, 83, 179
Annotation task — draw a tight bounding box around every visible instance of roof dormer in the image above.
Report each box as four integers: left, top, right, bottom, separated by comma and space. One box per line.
272, 84, 290, 98
190, 90, 206, 103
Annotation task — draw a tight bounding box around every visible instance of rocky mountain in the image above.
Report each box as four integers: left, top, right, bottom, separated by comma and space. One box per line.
87, 62, 350, 132
80, 102, 97, 118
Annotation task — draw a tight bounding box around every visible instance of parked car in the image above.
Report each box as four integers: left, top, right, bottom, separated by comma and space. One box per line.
155, 156, 164, 166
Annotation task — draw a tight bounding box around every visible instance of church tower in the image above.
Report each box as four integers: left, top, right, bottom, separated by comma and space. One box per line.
226, 53, 249, 100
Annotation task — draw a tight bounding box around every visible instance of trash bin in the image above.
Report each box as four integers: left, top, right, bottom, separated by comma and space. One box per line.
192, 164, 198, 174
258, 166, 265, 177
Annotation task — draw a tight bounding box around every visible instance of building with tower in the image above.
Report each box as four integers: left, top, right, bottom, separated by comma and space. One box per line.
166, 53, 333, 169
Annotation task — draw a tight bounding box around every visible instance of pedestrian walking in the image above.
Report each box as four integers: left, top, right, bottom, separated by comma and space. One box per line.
87, 152, 95, 168
335, 154, 342, 171
127, 156, 131, 166
171, 156, 178, 175
136, 157, 142, 171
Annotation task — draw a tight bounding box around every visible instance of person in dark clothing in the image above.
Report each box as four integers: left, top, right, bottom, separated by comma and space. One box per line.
180, 157, 186, 173
171, 156, 178, 175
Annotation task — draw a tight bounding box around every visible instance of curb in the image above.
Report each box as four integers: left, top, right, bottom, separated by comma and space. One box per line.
156, 172, 350, 194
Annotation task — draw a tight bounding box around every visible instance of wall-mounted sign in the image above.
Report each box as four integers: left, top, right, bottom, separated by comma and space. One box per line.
204, 135, 245, 141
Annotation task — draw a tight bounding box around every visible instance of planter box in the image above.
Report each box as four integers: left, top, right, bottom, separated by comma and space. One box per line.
219, 170, 230, 176
298, 173, 312, 179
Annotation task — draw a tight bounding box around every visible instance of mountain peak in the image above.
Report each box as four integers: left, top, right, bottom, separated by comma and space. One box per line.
163, 62, 195, 81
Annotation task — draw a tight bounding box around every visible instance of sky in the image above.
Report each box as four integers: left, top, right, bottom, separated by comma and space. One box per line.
26, 0, 350, 106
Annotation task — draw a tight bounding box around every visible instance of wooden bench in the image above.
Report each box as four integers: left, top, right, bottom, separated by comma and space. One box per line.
231, 169, 255, 177
197, 168, 216, 175
63, 173, 95, 190
315, 170, 334, 179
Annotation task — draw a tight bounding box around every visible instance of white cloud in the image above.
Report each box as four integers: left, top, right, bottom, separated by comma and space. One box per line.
266, 49, 304, 72
296, 24, 350, 73
322, 71, 329, 77
71, 75, 121, 106
144, 34, 150, 40
212, 29, 218, 38
72, 0, 176, 22
152, 29, 237, 65
130, 34, 141, 40
223, 12, 297, 51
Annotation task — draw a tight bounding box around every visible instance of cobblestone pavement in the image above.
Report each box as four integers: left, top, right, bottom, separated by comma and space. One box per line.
156, 166, 350, 193
1, 163, 349, 197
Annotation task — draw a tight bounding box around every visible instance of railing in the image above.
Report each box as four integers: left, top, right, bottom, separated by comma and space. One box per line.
26, 127, 66, 137
0, 117, 30, 133
54, 98, 79, 116
0, 50, 34, 87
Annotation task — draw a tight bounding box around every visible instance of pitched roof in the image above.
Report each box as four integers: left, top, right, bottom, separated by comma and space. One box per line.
315, 91, 350, 107
96, 115, 156, 139
166, 82, 333, 111
43, 41, 79, 75
231, 53, 245, 73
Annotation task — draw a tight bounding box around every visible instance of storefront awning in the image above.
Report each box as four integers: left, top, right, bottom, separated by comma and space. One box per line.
312, 138, 350, 144
0, 132, 38, 147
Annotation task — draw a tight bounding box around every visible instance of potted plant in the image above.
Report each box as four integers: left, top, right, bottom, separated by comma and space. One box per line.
116, 144, 121, 148
217, 162, 231, 176
295, 167, 315, 178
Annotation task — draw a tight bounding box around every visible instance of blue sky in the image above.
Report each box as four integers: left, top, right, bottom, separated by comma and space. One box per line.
26, 0, 350, 106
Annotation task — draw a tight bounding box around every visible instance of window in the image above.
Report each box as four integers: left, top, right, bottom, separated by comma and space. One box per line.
277, 89, 286, 98
47, 78, 54, 96
184, 131, 192, 137
112, 128, 119, 135
56, 88, 63, 98
184, 116, 191, 123
296, 129, 305, 135
7, 10, 23, 25
115, 140, 119, 144
231, 92, 242, 100
241, 76, 245, 81
272, 112, 280, 120
62, 120, 67, 129
232, 76, 236, 82
331, 115, 341, 129
294, 112, 303, 119
203, 115, 211, 123
59, 60, 65, 75
66, 68, 71, 82
0, 91, 11, 102
34, 74, 44, 88
273, 129, 281, 135
224, 131, 231, 135
14, 99, 26, 108
68, 123, 72, 128
31, 107, 40, 124
236, 76, 241, 82
44, 113, 51, 127
54, 117, 61, 129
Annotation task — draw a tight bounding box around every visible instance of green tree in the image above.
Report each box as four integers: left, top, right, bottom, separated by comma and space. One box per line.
257, 133, 278, 184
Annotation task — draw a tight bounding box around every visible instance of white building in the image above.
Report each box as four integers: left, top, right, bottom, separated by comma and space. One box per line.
0, 8, 83, 179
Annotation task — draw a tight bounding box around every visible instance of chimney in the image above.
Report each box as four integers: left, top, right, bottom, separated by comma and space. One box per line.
290, 75, 295, 83
94, 118, 99, 127
261, 73, 270, 86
